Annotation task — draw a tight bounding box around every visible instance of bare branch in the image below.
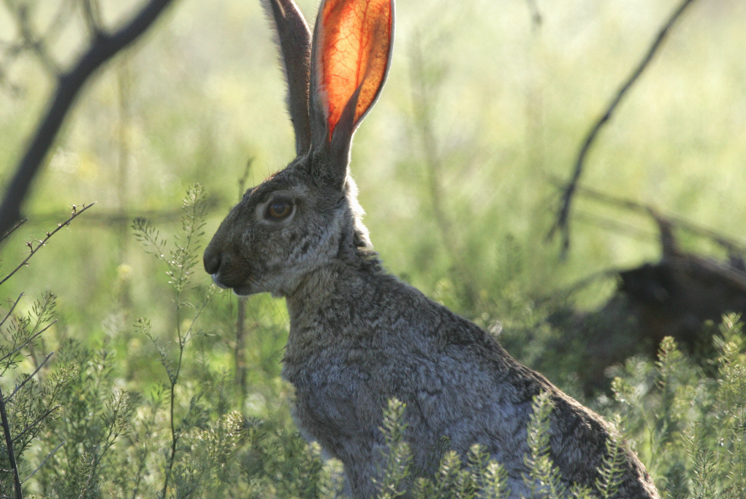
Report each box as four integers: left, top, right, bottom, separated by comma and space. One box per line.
0, 0, 177, 240
4, 0, 60, 75
0, 293, 24, 329
41, 0, 79, 45
8, 351, 55, 401
574, 211, 656, 243
560, 179, 746, 255
548, 0, 698, 255
0, 203, 94, 286
0, 320, 57, 364
11, 405, 61, 445
21, 441, 64, 484
0, 218, 27, 244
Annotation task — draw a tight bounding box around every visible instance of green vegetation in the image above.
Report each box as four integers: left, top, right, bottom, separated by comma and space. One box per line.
1, 185, 745, 497
1, 0, 746, 497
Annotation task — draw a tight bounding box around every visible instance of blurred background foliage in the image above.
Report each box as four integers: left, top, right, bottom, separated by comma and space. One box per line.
1, 0, 746, 496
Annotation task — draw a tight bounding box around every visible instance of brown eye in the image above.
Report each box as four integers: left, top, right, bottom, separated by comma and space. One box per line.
267, 200, 292, 219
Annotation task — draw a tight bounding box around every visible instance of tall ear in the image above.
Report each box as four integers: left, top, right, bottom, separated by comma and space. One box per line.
261, 0, 313, 156
309, 0, 394, 184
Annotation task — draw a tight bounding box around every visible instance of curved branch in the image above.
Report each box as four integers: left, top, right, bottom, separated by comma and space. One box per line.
0, 0, 177, 241
548, 0, 698, 255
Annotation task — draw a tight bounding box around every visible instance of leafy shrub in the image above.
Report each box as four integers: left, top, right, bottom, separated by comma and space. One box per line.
603, 314, 746, 498
3, 188, 746, 498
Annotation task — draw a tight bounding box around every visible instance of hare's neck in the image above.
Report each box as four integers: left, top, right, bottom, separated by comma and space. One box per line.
285, 264, 339, 319
283, 261, 375, 359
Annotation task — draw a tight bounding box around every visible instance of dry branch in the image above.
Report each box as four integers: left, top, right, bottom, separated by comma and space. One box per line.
21, 441, 64, 485
8, 351, 55, 402
562, 180, 746, 255
548, 0, 698, 255
0, 219, 27, 245
0, 0, 177, 241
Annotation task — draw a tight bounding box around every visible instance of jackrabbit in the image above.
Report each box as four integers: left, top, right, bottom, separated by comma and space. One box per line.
203, 0, 660, 497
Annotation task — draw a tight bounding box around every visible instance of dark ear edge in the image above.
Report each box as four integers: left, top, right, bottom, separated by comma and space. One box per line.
306, 85, 362, 189
323, 85, 362, 189
261, 0, 313, 156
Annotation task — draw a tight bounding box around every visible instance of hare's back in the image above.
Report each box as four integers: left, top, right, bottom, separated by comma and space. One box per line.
371, 279, 658, 497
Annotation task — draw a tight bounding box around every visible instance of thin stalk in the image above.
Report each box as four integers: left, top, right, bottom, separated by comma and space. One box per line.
115, 56, 133, 308
161, 297, 183, 498
235, 298, 247, 401
409, 34, 477, 306
234, 160, 253, 401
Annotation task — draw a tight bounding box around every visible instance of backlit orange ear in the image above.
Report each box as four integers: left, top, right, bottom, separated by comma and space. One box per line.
316, 0, 393, 140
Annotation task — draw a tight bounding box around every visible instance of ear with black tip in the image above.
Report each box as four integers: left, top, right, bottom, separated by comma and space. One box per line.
308, 0, 394, 187
261, 0, 313, 156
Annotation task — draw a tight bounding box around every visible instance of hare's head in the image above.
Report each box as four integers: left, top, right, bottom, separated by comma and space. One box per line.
204, 0, 394, 297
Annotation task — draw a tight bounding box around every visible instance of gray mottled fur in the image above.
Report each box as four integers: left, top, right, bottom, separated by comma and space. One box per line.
203, 1, 660, 497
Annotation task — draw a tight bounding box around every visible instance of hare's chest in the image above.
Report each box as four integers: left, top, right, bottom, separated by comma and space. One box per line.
283, 351, 383, 457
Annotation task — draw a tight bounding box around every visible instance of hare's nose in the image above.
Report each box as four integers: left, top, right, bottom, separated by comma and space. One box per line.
203, 247, 221, 275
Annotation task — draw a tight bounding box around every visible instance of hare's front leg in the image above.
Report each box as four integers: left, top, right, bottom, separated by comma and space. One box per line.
289, 362, 388, 497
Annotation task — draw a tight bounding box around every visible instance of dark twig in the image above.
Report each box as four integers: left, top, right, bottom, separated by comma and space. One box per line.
0, 0, 77, 91
4, 0, 60, 76
40, 0, 78, 45
8, 351, 55, 401
235, 296, 248, 396
0, 203, 94, 286
0, 385, 23, 499
558, 267, 624, 297
574, 211, 656, 243
560, 179, 746, 255
0, 219, 27, 244
0, 293, 24, 329
548, 0, 698, 255
11, 405, 61, 445
21, 441, 64, 484
0, 320, 57, 364
0, 0, 177, 240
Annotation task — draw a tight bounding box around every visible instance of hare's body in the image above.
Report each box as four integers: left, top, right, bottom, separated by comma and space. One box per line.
282, 246, 656, 498
204, 0, 659, 497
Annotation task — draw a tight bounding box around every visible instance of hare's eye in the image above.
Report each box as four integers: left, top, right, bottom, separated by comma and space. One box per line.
267, 200, 292, 220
